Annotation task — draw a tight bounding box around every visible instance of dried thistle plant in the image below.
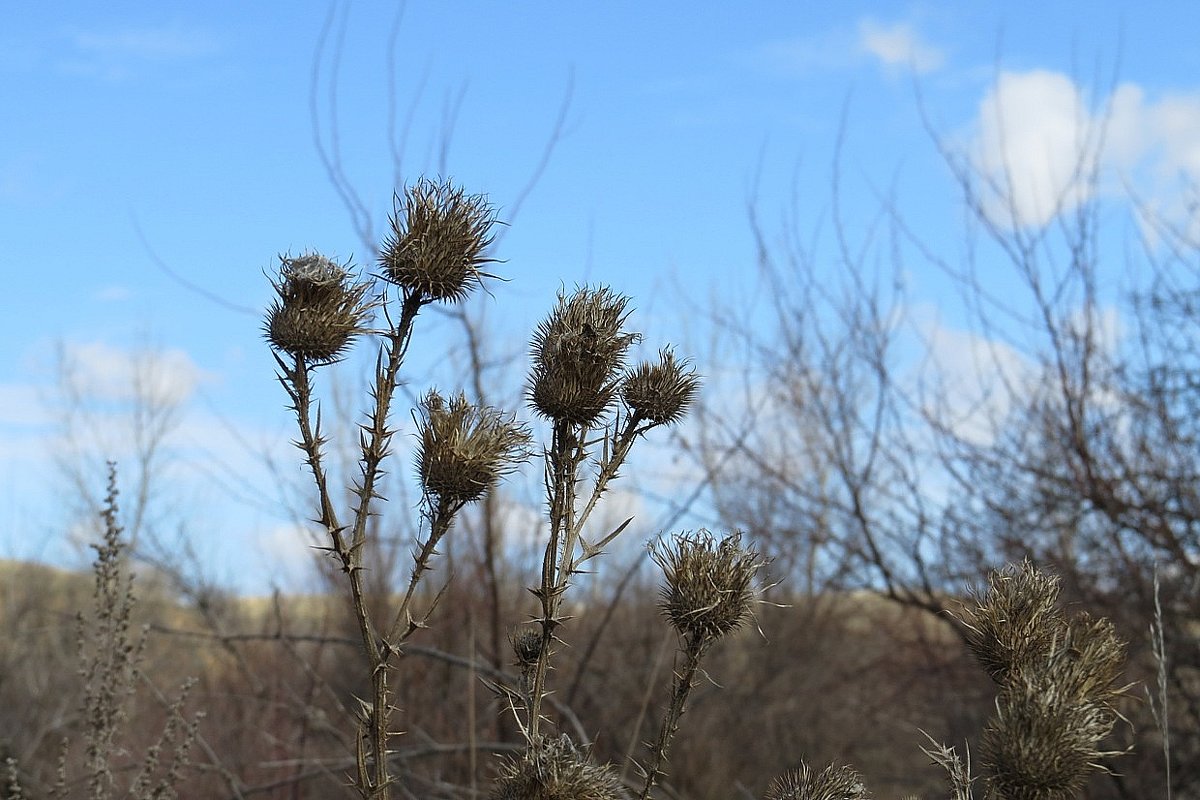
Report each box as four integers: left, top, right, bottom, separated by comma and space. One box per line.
516, 284, 700, 753
637, 531, 767, 800
954, 559, 1065, 686
529, 286, 640, 426
763, 761, 871, 800
268, 184, 709, 798
927, 560, 1130, 800
266, 180, 522, 800
621, 347, 699, 427
416, 389, 531, 505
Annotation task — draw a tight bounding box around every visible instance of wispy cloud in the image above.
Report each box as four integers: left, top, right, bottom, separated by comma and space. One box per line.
58, 22, 218, 81
751, 17, 944, 78
751, 29, 860, 77
858, 18, 944, 74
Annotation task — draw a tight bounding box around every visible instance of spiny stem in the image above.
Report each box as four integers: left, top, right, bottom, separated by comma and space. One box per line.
638, 639, 706, 800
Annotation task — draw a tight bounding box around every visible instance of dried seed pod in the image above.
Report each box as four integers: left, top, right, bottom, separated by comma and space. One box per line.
528, 286, 639, 425
265, 253, 371, 364
621, 347, 700, 425
652, 530, 765, 645
415, 390, 531, 504
954, 559, 1066, 685
489, 735, 628, 800
765, 762, 871, 800
380, 179, 498, 302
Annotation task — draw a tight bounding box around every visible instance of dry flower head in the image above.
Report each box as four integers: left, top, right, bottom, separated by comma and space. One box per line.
265, 253, 371, 364
490, 735, 628, 800
415, 390, 531, 504
621, 347, 700, 426
653, 530, 766, 645
529, 286, 640, 425
380, 178, 499, 302
764, 762, 871, 800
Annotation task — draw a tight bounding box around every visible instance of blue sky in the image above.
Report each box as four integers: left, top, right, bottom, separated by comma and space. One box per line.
4, 2, 1200, 594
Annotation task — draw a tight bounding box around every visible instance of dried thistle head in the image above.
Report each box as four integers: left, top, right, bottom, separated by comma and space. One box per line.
621, 347, 700, 426
653, 530, 766, 645
528, 286, 640, 426
415, 390, 531, 504
954, 559, 1066, 685
764, 762, 871, 800
265, 253, 371, 364
982, 671, 1115, 800
489, 735, 628, 800
380, 178, 499, 302
1054, 612, 1126, 707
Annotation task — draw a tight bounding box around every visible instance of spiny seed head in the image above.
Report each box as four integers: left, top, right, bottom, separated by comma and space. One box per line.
265, 253, 371, 364
954, 559, 1066, 685
416, 390, 531, 504
510, 627, 544, 666
528, 286, 640, 426
764, 762, 871, 800
380, 178, 499, 302
621, 347, 700, 426
652, 530, 766, 645
983, 671, 1114, 800
489, 735, 628, 800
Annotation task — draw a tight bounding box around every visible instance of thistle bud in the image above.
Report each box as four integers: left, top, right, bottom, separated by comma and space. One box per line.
764, 762, 871, 800
490, 735, 628, 800
652, 530, 765, 645
416, 390, 531, 504
510, 627, 544, 667
621, 347, 700, 425
264, 253, 370, 364
380, 179, 498, 302
528, 287, 640, 426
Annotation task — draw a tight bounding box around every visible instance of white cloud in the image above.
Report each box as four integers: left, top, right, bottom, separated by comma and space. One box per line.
60, 341, 206, 406
969, 70, 1200, 231
972, 70, 1094, 228
918, 318, 1034, 447
858, 18, 944, 74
